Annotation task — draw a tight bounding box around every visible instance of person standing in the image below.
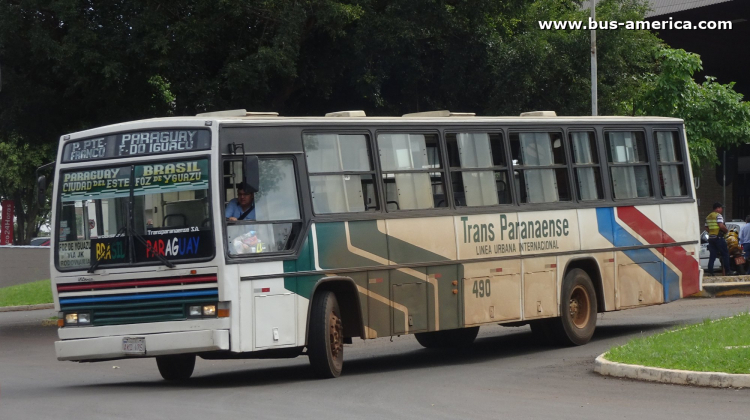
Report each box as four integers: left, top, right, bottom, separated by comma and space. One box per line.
739, 215, 750, 270
705, 202, 733, 276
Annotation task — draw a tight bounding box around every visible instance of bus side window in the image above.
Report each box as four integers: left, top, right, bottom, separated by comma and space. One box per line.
655, 131, 687, 197
605, 131, 652, 199
510, 132, 571, 204
303, 133, 378, 214
569, 132, 603, 201
446, 132, 511, 207
377, 133, 447, 210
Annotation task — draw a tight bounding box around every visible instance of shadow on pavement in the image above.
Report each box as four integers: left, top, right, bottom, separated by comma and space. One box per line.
67, 320, 679, 390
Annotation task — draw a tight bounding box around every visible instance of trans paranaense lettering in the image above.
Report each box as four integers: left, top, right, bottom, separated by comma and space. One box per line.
460, 214, 570, 243
499, 214, 569, 240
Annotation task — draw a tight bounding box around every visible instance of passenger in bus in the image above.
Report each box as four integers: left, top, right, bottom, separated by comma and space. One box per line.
225, 183, 256, 221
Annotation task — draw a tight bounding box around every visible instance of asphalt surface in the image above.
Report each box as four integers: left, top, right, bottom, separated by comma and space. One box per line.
2, 298, 750, 420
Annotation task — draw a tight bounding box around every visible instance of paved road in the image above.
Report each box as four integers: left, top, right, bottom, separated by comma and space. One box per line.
2, 298, 750, 420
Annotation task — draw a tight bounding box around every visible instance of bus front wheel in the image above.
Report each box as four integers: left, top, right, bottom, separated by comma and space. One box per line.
156, 353, 196, 381
549, 268, 598, 346
308, 291, 344, 378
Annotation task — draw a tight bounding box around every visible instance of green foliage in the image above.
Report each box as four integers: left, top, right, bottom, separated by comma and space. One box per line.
0, 135, 54, 243
606, 312, 750, 374
484, 0, 662, 116
0, 0, 178, 144
635, 49, 750, 168
1, 0, 747, 187
0, 279, 53, 307
0, 0, 667, 120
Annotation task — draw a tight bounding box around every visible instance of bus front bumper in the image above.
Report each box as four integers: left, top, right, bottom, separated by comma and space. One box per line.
55, 329, 229, 361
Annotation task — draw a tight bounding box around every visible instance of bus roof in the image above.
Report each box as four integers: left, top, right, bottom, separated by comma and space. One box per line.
61, 112, 684, 141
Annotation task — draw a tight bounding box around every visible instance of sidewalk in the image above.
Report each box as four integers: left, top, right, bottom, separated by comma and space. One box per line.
692, 274, 750, 298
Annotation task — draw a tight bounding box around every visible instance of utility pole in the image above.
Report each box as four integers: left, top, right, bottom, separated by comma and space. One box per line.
591, 0, 598, 116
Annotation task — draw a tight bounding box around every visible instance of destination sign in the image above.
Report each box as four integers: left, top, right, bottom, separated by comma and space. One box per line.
62, 129, 211, 162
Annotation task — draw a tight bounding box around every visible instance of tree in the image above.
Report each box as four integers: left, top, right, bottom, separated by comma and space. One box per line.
480, 0, 664, 116
4, 0, 740, 243
0, 135, 54, 244
634, 48, 750, 168
0, 0, 178, 242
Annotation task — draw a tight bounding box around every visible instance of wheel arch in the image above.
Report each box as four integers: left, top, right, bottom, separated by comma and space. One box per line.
562, 257, 605, 313
305, 277, 366, 343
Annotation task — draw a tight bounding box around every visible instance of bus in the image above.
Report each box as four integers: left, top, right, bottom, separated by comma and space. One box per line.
44, 109, 701, 380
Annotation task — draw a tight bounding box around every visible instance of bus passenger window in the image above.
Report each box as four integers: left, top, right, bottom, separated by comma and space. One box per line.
510, 132, 570, 203
605, 131, 652, 199
447, 133, 511, 206
303, 133, 378, 213
570, 132, 603, 201
377, 133, 447, 210
655, 131, 687, 197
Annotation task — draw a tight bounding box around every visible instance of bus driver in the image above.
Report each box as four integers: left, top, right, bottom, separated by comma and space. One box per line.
225, 183, 256, 221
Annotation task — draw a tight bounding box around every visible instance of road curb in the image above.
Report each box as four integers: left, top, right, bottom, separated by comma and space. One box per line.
0, 303, 54, 312
594, 353, 750, 388
689, 282, 750, 298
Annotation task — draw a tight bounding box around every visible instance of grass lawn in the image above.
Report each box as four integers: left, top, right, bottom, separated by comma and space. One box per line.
0, 280, 53, 307
605, 312, 750, 374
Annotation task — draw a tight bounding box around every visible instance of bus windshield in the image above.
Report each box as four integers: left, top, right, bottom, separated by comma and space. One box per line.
56, 158, 214, 270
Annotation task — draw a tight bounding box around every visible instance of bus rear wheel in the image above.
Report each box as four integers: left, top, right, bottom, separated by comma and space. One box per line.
547, 268, 597, 346
156, 353, 196, 381
414, 327, 479, 349
308, 291, 344, 378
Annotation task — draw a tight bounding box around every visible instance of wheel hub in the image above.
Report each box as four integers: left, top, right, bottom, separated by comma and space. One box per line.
329, 310, 343, 358
569, 285, 590, 329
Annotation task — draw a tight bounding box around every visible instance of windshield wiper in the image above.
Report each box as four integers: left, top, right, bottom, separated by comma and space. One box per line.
128, 225, 175, 269
88, 226, 175, 273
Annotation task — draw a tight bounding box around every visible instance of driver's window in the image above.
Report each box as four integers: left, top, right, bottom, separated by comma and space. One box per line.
224, 157, 301, 255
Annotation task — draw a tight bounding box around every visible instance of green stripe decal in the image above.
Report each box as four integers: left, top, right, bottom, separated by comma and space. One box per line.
284, 233, 320, 299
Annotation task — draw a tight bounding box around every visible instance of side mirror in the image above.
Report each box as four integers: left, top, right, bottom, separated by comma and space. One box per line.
37, 175, 47, 205
243, 156, 259, 193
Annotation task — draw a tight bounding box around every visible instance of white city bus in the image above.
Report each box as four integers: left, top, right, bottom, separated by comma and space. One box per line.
46, 110, 701, 380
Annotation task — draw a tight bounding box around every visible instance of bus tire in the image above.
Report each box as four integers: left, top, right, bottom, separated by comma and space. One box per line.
308, 291, 344, 378
414, 327, 479, 349
549, 268, 598, 346
156, 353, 196, 381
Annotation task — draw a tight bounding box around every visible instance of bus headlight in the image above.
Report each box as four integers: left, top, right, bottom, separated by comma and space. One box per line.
187, 303, 218, 318
64, 312, 91, 326
78, 313, 91, 324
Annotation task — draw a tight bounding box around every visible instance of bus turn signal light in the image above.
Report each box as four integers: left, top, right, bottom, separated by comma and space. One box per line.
218, 309, 230, 318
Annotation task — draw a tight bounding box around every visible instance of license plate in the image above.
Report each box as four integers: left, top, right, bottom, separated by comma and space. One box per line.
736, 256, 746, 265
122, 337, 146, 355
